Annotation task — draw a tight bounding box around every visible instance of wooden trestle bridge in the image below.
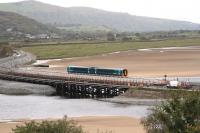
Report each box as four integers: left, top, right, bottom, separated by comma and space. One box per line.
0, 68, 167, 98
0, 51, 169, 98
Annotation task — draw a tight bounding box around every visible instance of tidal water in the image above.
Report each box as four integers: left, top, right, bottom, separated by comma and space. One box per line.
0, 95, 149, 120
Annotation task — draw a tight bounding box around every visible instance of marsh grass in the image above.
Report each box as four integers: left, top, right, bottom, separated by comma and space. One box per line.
21, 38, 200, 59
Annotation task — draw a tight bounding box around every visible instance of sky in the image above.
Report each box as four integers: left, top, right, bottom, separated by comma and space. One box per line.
0, 0, 200, 23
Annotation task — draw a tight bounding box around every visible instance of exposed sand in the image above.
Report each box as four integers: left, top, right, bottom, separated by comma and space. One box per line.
45, 46, 200, 77
0, 116, 145, 133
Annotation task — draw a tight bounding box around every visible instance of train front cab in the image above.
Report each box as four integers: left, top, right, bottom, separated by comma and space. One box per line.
123, 69, 128, 77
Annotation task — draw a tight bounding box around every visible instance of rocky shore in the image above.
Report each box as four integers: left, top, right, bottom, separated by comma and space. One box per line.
0, 50, 56, 96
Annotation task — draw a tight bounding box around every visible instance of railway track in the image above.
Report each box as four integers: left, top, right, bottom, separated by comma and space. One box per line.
0, 50, 166, 87
1, 50, 192, 98
0, 51, 131, 98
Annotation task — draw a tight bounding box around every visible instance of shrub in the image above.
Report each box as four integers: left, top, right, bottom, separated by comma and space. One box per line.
0, 45, 13, 57
13, 116, 86, 133
141, 91, 200, 133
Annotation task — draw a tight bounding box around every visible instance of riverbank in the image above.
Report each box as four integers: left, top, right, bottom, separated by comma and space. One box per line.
0, 50, 36, 70
0, 95, 148, 133
97, 97, 163, 106
0, 116, 146, 133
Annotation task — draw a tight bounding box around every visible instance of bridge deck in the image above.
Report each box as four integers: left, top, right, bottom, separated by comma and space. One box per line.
0, 70, 132, 98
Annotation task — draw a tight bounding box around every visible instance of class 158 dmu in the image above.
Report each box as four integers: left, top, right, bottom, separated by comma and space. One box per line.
67, 66, 128, 77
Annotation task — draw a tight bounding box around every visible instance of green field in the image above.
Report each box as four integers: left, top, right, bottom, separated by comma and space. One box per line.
21, 38, 200, 59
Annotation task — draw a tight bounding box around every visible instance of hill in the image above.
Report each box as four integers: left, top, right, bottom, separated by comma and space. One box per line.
0, 0, 199, 32
0, 11, 59, 38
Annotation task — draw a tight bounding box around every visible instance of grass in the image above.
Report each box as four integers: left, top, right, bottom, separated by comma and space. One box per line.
123, 87, 200, 99
21, 38, 200, 59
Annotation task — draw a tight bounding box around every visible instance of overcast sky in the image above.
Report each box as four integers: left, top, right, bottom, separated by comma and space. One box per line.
1, 0, 200, 23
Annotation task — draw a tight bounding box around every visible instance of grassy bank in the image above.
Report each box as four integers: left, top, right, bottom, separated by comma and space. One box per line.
21, 38, 200, 59
122, 87, 199, 99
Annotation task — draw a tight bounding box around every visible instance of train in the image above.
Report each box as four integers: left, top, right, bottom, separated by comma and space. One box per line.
67, 66, 128, 77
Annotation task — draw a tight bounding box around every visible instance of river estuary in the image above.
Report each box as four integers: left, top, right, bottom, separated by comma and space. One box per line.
0, 94, 150, 121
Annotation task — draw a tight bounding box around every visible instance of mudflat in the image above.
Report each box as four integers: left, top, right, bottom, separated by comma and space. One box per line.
46, 46, 200, 77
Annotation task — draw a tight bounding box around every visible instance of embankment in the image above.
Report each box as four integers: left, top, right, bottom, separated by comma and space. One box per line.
0, 50, 56, 95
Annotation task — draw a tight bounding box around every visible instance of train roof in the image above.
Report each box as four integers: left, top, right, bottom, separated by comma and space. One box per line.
68, 65, 89, 68
67, 65, 126, 70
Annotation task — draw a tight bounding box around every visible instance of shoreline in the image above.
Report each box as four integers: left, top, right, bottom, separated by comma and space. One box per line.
96, 97, 164, 106
0, 116, 146, 133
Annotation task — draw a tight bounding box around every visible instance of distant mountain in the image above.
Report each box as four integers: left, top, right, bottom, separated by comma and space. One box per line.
0, 11, 59, 36
0, 0, 200, 32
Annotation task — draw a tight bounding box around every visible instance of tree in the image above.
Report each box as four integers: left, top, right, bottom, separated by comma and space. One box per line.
122, 36, 132, 41
139, 36, 149, 41
107, 32, 116, 41
13, 116, 85, 133
141, 92, 200, 133
135, 33, 140, 37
